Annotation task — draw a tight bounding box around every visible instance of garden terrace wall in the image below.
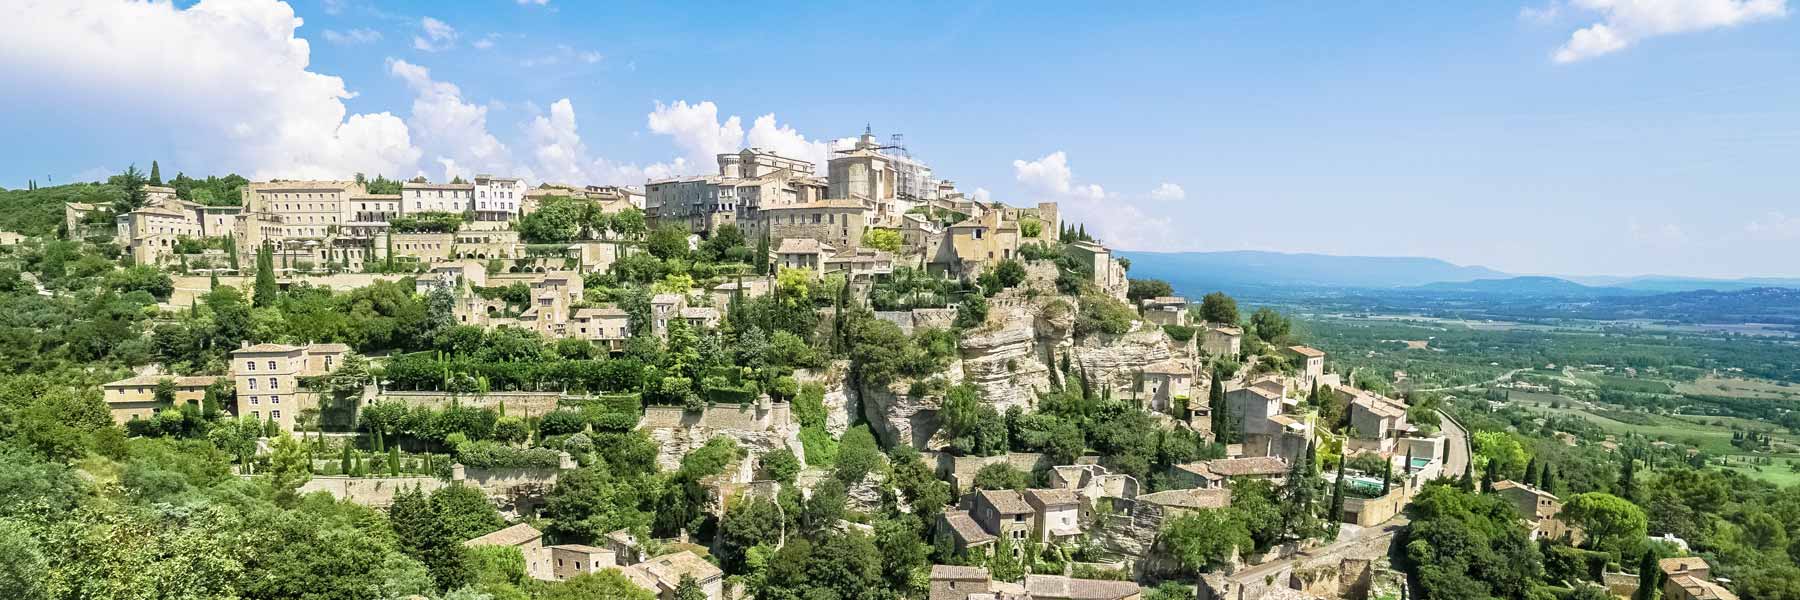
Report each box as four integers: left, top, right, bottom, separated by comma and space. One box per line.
377, 390, 561, 418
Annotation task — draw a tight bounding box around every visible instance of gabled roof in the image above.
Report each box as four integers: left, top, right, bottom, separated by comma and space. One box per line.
1137, 488, 1232, 510
632, 550, 723, 587
463, 523, 541, 548
1142, 361, 1189, 376
575, 306, 629, 318
233, 343, 303, 354
941, 510, 995, 545
103, 375, 218, 388
1660, 557, 1711, 576
1022, 574, 1142, 600
775, 238, 834, 254
1493, 480, 1558, 501
547, 543, 611, 555
1286, 345, 1325, 358
976, 489, 1033, 515
930, 564, 991, 581
1207, 325, 1244, 336
1197, 457, 1288, 477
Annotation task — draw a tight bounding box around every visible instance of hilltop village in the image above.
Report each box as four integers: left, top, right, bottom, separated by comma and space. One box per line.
0, 130, 1731, 600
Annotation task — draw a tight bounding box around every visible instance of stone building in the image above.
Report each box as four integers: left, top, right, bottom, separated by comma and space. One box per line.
1283, 345, 1326, 386
402, 180, 476, 214
464, 522, 553, 581
229, 342, 349, 432
622, 550, 724, 600
762, 198, 873, 251
1661, 557, 1738, 600
473, 174, 527, 221
1138, 296, 1188, 327
1201, 325, 1243, 358
1139, 360, 1193, 415
547, 544, 616, 581
100, 375, 217, 425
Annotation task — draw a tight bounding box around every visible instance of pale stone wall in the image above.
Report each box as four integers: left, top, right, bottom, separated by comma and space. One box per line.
376, 391, 562, 419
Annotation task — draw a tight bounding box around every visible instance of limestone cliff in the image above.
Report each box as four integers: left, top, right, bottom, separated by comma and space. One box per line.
638, 403, 805, 472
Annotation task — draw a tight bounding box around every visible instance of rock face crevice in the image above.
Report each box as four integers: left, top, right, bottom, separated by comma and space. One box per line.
638, 403, 804, 472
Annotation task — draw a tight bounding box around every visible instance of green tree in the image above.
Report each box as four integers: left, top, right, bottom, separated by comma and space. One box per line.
647, 224, 691, 260
149, 160, 162, 186
1633, 550, 1662, 600
431, 483, 506, 542
390, 486, 471, 590
1560, 492, 1647, 555
266, 431, 311, 505
1197, 291, 1239, 325
971, 463, 1031, 492
1162, 509, 1252, 573
253, 242, 277, 307
1279, 437, 1324, 540
1127, 278, 1174, 302
862, 228, 902, 252
538, 571, 656, 600
1249, 307, 1290, 344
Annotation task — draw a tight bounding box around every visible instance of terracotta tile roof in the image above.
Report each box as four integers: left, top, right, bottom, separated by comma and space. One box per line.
633, 550, 722, 587
1022, 574, 1142, 600
1208, 325, 1244, 336
547, 543, 610, 554
1198, 457, 1288, 477
775, 238, 834, 254
233, 343, 302, 354
103, 375, 219, 388
1660, 557, 1711, 576
942, 510, 996, 545
1137, 488, 1232, 510
1142, 361, 1189, 376
575, 306, 629, 317
978, 489, 1034, 515
1286, 345, 1325, 358
931, 564, 991, 581
463, 523, 541, 548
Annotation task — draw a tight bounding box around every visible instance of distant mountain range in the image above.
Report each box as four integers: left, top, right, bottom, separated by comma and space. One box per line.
1120, 250, 1800, 297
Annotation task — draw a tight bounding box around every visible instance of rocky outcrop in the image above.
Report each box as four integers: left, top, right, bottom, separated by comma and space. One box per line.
860, 376, 955, 449
796, 361, 855, 437
638, 403, 804, 472
1071, 325, 1174, 396
959, 313, 1052, 413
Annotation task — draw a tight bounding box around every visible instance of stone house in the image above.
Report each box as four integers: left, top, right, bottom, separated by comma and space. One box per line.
547, 544, 616, 581
762, 199, 873, 251
774, 237, 835, 273
1336, 385, 1411, 453
974, 489, 1036, 549
1025, 489, 1082, 544
230, 342, 349, 432
1661, 557, 1738, 600
623, 550, 725, 600
1167, 457, 1289, 490
930, 209, 1020, 278
1023, 574, 1142, 600
938, 509, 997, 557
1282, 346, 1326, 386
1493, 480, 1582, 543
1139, 361, 1192, 415
929, 565, 993, 600
571, 307, 631, 352
101, 375, 217, 425
1202, 325, 1243, 358
464, 523, 552, 581
1138, 296, 1188, 327
650, 293, 686, 339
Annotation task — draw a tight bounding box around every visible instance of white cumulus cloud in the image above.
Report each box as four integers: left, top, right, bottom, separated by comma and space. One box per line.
746, 114, 831, 173
1013, 151, 1105, 200
387, 58, 514, 181
1011, 151, 1178, 250
0, 0, 419, 180
646, 100, 745, 172
322, 28, 381, 45
1149, 182, 1186, 201
413, 16, 456, 52
1551, 0, 1788, 63
528, 98, 679, 185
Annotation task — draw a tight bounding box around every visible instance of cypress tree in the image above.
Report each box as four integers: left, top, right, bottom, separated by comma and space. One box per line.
1381, 457, 1393, 495
253, 241, 277, 307
1459, 466, 1475, 492
1619, 454, 1637, 500
340, 443, 353, 474
149, 160, 162, 186
389, 445, 401, 476
1542, 464, 1558, 494
1327, 457, 1346, 540
1481, 463, 1496, 493
1524, 456, 1540, 488
1633, 550, 1662, 600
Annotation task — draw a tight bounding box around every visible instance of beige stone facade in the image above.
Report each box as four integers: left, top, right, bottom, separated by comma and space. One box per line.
101, 375, 217, 425
230, 342, 349, 432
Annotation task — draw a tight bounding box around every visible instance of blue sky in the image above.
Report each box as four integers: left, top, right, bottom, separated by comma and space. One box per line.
2, 0, 1798, 278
